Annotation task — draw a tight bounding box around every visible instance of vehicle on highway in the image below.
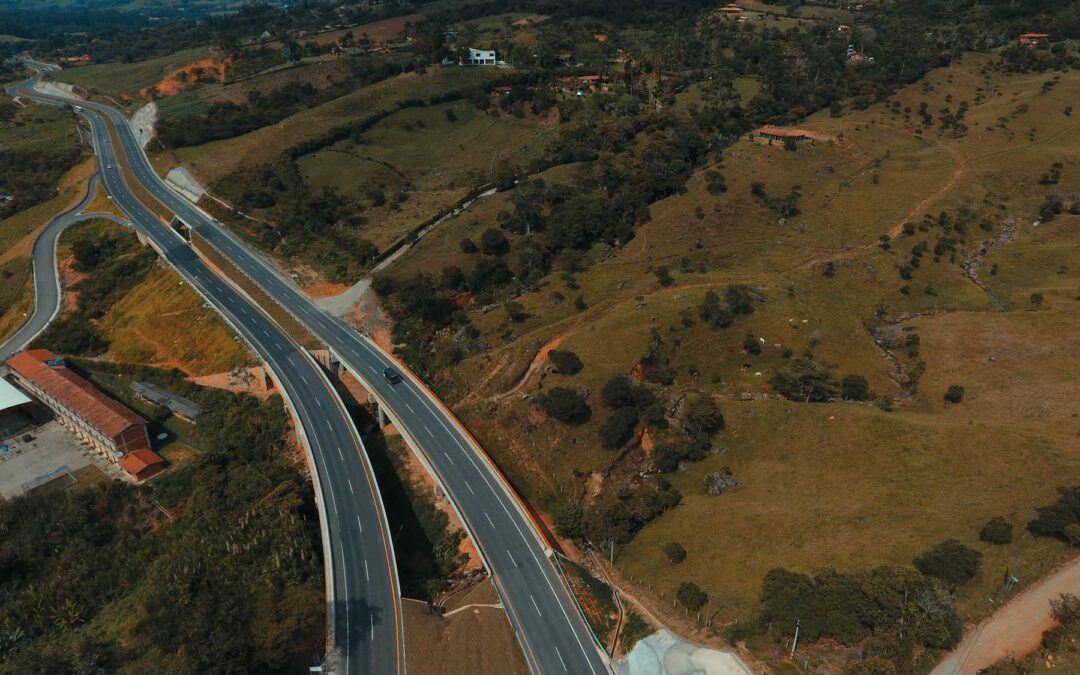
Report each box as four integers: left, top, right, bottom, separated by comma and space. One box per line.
383, 367, 402, 385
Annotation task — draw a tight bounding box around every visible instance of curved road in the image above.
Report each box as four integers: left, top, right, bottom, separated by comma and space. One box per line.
8, 68, 405, 675
28, 63, 613, 674
0, 174, 126, 359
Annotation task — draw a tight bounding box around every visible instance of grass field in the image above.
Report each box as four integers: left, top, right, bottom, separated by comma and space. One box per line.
382, 53, 1080, 640
52, 46, 211, 98
297, 100, 554, 250
175, 67, 512, 184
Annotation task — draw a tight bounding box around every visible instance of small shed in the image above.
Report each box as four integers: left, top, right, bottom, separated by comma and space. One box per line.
130, 381, 204, 424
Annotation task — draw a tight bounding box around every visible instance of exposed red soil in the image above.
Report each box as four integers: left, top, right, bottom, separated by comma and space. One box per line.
141, 58, 228, 99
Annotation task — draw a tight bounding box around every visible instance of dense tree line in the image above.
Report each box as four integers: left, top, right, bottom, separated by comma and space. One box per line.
0, 361, 324, 673
0, 146, 84, 216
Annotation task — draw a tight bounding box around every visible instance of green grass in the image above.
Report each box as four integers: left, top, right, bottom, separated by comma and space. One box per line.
52, 46, 211, 97
379, 55, 1080, 639
155, 89, 211, 122
176, 67, 512, 184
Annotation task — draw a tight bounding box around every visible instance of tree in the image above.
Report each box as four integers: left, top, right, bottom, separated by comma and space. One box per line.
537, 387, 591, 425
554, 502, 584, 539
743, 334, 762, 355
979, 517, 1013, 545
677, 582, 708, 611
682, 396, 724, 440
548, 350, 583, 375
724, 285, 757, 315
601, 376, 653, 410
1030, 292, 1044, 309
1066, 523, 1080, 548
662, 542, 687, 564
913, 539, 982, 586
944, 385, 965, 404
480, 228, 510, 256
698, 290, 733, 328
654, 266, 674, 286
598, 407, 639, 449
841, 375, 871, 401
1028, 486, 1080, 541
770, 360, 839, 402
459, 238, 478, 253
505, 301, 526, 323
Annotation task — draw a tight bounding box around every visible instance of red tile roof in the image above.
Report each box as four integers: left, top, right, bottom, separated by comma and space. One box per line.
755, 125, 814, 138
119, 449, 165, 480
6, 349, 146, 438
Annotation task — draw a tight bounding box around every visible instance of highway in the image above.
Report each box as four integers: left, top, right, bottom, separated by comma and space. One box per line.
0, 174, 128, 360
20, 63, 613, 674
8, 69, 405, 675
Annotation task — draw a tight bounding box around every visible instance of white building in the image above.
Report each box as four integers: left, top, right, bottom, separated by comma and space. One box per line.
463, 48, 496, 66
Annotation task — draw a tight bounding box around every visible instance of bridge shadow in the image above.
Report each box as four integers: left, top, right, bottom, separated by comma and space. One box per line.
333, 595, 384, 647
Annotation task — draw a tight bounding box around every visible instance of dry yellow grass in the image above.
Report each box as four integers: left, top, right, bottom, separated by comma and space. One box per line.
102, 261, 255, 376
84, 178, 129, 219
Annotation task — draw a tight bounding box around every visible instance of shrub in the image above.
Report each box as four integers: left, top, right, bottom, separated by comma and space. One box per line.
743, 334, 762, 355
979, 517, 1013, 545
944, 385, 965, 404
459, 238, 478, 253
505, 301, 526, 323
913, 539, 982, 586
548, 350, 583, 375
654, 266, 674, 286
662, 542, 687, 564
537, 387, 591, 425
600, 376, 654, 409
598, 407, 639, 449
841, 375, 871, 401
677, 581, 708, 611
699, 290, 733, 328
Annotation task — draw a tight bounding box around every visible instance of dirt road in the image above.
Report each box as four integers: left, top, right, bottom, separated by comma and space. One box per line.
933, 553, 1080, 674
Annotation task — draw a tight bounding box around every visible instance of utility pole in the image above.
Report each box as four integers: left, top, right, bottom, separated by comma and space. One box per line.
789, 618, 801, 658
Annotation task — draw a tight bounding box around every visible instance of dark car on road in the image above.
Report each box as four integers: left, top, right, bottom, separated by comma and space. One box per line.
383, 367, 402, 385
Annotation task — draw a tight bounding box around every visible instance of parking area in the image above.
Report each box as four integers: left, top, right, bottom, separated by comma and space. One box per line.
0, 418, 123, 500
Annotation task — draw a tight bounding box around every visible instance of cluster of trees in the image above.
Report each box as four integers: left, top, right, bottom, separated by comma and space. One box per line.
759, 564, 964, 664
555, 475, 682, 546
698, 285, 758, 330
597, 375, 664, 449
0, 146, 83, 216
0, 362, 325, 673
1028, 485, 1080, 544
34, 225, 156, 356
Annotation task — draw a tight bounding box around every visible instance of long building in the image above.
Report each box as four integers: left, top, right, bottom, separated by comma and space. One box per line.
5, 349, 163, 480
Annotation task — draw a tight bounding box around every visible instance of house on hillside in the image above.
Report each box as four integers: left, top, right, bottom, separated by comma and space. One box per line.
1019, 32, 1049, 46
753, 125, 815, 145
59, 54, 91, 67
462, 48, 496, 66
713, 4, 747, 21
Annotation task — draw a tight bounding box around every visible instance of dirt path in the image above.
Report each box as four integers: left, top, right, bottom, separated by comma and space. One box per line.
932, 553, 1080, 675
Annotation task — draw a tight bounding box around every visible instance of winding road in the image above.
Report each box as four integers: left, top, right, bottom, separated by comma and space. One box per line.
12, 59, 612, 674
8, 67, 405, 675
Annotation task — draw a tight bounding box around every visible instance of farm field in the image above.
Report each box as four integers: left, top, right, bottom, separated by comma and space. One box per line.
385, 53, 1080, 639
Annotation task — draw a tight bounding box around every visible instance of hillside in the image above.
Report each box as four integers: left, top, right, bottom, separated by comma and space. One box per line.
381, 51, 1080, 668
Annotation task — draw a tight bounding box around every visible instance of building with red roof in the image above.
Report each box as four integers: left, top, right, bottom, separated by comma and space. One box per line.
1019, 33, 1049, 46
5, 349, 162, 479
119, 449, 166, 481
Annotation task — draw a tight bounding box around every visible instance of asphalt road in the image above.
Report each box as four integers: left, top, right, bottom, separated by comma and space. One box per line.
8, 69, 405, 675
0, 173, 125, 360
34, 66, 613, 675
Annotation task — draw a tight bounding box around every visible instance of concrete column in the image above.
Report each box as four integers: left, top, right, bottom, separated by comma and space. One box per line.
376, 402, 389, 428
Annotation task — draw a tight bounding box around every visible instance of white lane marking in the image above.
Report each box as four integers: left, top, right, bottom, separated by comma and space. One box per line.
317, 399, 323, 409
424, 424, 434, 437
348, 479, 354, 495
301, 375, 310, 385
326, 420, 334, 432
506, 549, 514, 565
370, 612, 375, 641
356, 514, 363, 533
464, 480, 475, 495
443, 451, 455, 465
364, 559, 370, 582
405, 402, 415, 414
530, 594, 543, 617
340, 545, 351, 672
337, 447, 344, 461
485, 512, 495, 528
555, 647, 568, 672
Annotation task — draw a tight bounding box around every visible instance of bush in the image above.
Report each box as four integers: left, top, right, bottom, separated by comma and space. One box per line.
537, 387, 591, 425
480, 228, 510, 256
459, 238, 478, 253
676, 582, 708, 611
770, 359, 839, 402
548, 350, 583, 375
598, 407, 639, 449
554, 502, 584, 539
662, 542, 687, 564
913, 539, 982, 586
654, 266, 674, 286
600, 376, 654, 410
944, 384, 965, 404
698, 290, 732, 328
841, 374, 871, 401
743, 334, 762, 355
980, 517, 1013, 545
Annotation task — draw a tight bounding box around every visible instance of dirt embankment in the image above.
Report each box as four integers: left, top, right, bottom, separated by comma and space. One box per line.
141, 58, 227, 99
